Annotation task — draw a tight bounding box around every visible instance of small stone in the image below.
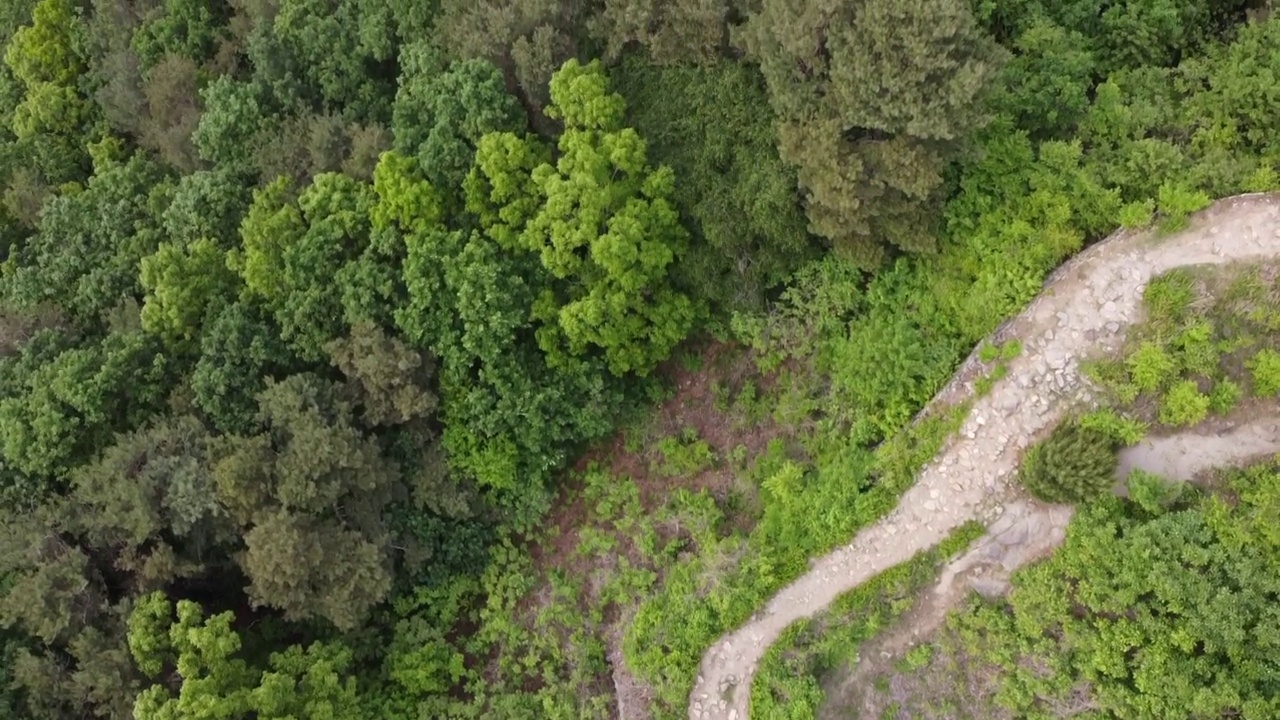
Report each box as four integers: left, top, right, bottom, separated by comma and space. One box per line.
729, 711, 739, 720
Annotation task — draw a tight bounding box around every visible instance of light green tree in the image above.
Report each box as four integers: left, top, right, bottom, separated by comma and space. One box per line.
520, 59, 694, 376
140, 239, 239, 347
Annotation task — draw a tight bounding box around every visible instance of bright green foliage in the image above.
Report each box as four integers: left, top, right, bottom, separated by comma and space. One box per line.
129, 595, 364, 719
1118, 198, 1155, 228
464, 131, 550, 249
1246, 348, 1280, 397
521, 59, 695, 376
0, 328, 172, 485
1173, 319, 1219, 377
948, 463, 1280, 719
1208, 377, 1242, 414
127, 592, 172, 678
4, 0, 83, 87
1018, 422, 1118, 503
651, 430, 715, 478
234, 174, 376, 360
1124, 469, 1186, 515
1158, 379, 1210, 427
737, 0, 1005, 265
1142, 269, 1195, 330
370, 150, 442, 233
1156, 181, 1212, 232
1125, 341, 1177, 393
140, 239, 239, 347
1077, 408, 1147, 446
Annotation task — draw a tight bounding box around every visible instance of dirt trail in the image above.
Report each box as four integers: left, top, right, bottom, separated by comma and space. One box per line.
1116, 415, 1280, 481
686, 194, 1280, 720
829, 408, 1280, 719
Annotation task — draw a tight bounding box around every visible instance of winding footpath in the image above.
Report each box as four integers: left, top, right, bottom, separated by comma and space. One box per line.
686, 194, 1280, 720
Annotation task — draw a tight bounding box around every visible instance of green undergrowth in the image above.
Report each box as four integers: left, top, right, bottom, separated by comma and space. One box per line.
750, 521, 986, 719
859, 462, 1280, 719
1083, 263, 1280, 433
624, 401, 971, 717
370, 465, 730, 719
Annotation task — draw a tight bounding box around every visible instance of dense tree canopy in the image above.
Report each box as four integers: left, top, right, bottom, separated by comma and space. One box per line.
0, 0, 1272, 717
737, 0, 1005, 265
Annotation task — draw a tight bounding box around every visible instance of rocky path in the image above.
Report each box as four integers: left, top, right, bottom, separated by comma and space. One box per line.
687, 194, 1280, 720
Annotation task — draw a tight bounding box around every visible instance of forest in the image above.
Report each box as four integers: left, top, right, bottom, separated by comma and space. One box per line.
0, 0, 1277, 717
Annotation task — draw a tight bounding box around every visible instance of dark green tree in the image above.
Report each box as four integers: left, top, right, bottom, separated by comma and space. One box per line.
391, 46, 526, 208
1018, 421, 1118, 503
736, 0, 1005, 266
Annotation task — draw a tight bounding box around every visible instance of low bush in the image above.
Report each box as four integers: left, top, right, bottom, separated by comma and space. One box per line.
1126, 341, 1177, 393
652, 431, 717, 478
1077, 408, 1147, 446
1208, 378, 1242, 414
1018, 422, 1118, 503
1158, 380, 1210, 427
1141, 270, 1195, 331
1246, 348, 1280, 396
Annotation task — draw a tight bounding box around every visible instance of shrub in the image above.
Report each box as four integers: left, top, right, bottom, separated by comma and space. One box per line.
1172, 319, 1219, 377
1156, 182, 1211, 233
1126, 341, 1177, 393
1142, 270, 1194, 330
1077, 408, 1147, 446
1246, 348, 1280, 397
651, 430, 716, 478
1117, 198, 1154, 229
1158, 380, 1210, 427
1018, 422, 1118, 503
1208, 378, 1242, 414
1125, 469, 1187, 515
